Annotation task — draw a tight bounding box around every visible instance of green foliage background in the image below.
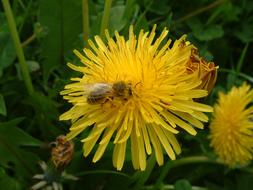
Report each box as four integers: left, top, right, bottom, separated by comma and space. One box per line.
0, 0, 253, 189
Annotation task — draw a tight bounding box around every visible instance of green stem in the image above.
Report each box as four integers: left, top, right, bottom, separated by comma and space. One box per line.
82, 0, 89, 46
21, 33, 37, 47
2, 0, 34, 95
152, 156, 219, 190
100, 0, 112, 38
21, 27, 43, 47
174, 0, 224, 25
132, 153, 156, 190
76, 170, 131, 179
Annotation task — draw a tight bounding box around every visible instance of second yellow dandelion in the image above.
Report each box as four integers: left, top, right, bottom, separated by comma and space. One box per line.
210, 83, 253, 167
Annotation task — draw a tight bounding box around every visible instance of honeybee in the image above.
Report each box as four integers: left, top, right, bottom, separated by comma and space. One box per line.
86, 81, 133, 105
50, 135, 74, 168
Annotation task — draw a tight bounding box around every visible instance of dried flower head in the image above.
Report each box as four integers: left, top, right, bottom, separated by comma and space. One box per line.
186, 49, 218, 94
50, 135, 74, 168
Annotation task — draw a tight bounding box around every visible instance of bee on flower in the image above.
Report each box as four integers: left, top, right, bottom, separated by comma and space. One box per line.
84, 80, 134, 106
60, 25, 214, 170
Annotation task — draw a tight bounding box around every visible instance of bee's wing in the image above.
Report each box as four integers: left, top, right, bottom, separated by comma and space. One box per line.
83, 83, 113, 95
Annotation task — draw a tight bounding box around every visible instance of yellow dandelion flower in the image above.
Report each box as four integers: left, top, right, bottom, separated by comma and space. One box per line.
210, 83, 253, 167
60, 25, 213, 171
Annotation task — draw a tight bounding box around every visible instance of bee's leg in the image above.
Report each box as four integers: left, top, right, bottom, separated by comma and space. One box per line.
108, 97, 116, 108
101, 97, 114, 110
100, 100, 108, 111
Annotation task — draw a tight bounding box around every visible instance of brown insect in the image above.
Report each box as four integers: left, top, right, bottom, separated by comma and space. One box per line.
85, 81, 133, 105
50, 135, 74, 168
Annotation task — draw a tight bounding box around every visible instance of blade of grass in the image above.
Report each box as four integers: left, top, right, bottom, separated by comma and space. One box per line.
82, 0, 89, 45
2, 0, 34, 95
100, 0, 113, 38
236, 43, 249, 73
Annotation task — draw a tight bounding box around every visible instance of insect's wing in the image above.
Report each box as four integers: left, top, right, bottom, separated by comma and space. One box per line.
84, 83, 112, 96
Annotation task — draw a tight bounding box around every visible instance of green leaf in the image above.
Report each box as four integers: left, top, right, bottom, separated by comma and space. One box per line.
24, 92, 59, 120
26, 60, 40, 72
109, 6, 127, 34
123, 0, 137, 21
174, 179, 192, 190
134, 15, 149, 35
0, 117, 25, 128
15, 60, 40, 80
0, 14, 16, 70
148, 0, 171, 15
38, 0, 82, 81
0, 118, 42, 176
193, 25, 224, 41
188, 19, 224, 41
207, 2, 241, 24
22, 92, 63, 136
0, 34, 16, 70
235, 17, 253, 43
0, 94, 7, 116
0, 121, 42, 147
0, 168, 23, 190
